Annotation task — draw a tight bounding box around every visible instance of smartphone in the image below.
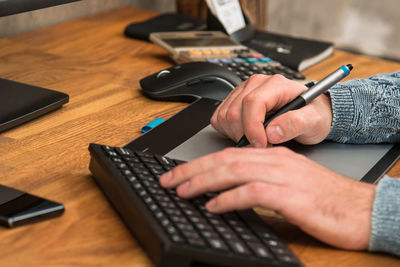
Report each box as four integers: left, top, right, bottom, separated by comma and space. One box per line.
0, 184, 64, 228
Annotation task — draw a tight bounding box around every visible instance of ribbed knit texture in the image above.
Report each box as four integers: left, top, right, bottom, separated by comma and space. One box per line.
369, 176, 400, 256
327, 71, 400, 143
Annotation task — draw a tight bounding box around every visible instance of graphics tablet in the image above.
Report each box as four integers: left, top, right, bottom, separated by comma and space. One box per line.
125, 98, 400, 184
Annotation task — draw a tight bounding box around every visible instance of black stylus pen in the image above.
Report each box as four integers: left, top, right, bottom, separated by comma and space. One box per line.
236, 64, 354, 147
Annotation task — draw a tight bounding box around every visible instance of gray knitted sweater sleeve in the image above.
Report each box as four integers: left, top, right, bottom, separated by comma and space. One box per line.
325, 71, 400, 256
369, 175, 400, 255
326, 71, 400, 143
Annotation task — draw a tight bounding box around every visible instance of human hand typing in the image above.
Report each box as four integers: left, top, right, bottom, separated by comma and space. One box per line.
160, 147, 375, 250
211, 74, 333, 147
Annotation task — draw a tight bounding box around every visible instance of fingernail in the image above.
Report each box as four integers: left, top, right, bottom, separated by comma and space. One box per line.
206, 199, 217, 211
160, 171, 172, 186
269, 125, 284, 141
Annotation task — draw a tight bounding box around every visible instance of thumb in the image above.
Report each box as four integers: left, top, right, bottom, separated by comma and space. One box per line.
266, 111, 306, 144
266, 94, 333, 145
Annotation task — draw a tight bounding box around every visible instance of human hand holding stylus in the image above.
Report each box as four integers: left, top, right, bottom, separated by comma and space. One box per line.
236, 64, 353, 147
210, 65, 352, 148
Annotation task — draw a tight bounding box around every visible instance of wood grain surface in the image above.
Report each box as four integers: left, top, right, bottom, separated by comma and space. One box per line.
0, 7, 399, 267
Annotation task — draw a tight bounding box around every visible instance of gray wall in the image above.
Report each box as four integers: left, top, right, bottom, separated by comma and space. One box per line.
267, 0, 400, 61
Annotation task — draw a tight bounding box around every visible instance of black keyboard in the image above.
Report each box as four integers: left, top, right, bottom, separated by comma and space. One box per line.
88, 143, 304, 267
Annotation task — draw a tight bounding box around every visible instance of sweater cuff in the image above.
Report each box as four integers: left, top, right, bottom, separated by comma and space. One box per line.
369, 176, 400, 256
326, 84, 355, 142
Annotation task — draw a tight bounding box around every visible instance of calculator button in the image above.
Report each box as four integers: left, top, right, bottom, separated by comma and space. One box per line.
189, 49, 202, 56
259, 57, 272, 63
246, 58, 258, 63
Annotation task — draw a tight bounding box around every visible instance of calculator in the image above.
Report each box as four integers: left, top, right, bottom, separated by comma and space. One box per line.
149, 31, 305, 81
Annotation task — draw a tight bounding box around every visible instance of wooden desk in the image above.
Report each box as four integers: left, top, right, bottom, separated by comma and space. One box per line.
0, 7, 399, 267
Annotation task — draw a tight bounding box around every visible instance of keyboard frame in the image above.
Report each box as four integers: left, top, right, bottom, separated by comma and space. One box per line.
89, 144, 303, 267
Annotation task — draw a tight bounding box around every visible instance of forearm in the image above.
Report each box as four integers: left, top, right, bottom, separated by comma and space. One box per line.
369, 175, 400, 256
327, 71, 400, 144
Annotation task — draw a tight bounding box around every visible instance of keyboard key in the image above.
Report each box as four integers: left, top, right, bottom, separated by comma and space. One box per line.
170, 234, 185, 243
228, 240, 251, 255
188, 238, 206, 247
208, 238, 229, 251
248, 242, 274, 259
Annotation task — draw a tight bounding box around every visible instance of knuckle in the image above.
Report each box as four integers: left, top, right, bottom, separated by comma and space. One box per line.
247, 182, 265, 194
229, 161, 248, 174
272, 146, 292, 155
223, 147, 238, 155
270, 73, 286, 82
246, 182, 268, 205
210, 114, 219, 128
242, 92, 258, 105
210, 117, 217, 127
216, 108, 227, 123
310, 106, 324, 121
246, 121, 260, 134
249, 73, 265, 81
190, 175, 207, 191
217, 191, 233, 207
225, 108, 240, 124
213, 148, 234, 163
288, 112, 306, 131
171, 164, 187, 178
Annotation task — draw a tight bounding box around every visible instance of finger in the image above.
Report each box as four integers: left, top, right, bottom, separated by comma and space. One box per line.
241, 75, 307, 147
205, 182, 287, 213
176, 160, 282, 198
160, 147, 285, 189
211, 78, 254, 138
223, 74, 273, 142
166, 146, 299, 196
211, 81, 248, 137
212, 75, 272, 142
160, 147, 244, 188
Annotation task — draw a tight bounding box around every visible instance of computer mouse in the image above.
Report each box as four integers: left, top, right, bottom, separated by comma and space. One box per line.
139, 62, 242, 102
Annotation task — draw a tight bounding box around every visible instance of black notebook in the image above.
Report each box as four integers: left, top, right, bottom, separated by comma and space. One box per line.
243, 30, 333, 71
0, 78, 69, 133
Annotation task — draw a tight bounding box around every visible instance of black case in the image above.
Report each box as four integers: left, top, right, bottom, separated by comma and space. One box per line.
124, 13, 206, 41
0, 78, 69, 133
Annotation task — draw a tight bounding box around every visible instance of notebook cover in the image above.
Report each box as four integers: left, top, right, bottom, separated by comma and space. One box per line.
0, 78, 69, 132
243, 30, 333, 71
124, 13, 206, 41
